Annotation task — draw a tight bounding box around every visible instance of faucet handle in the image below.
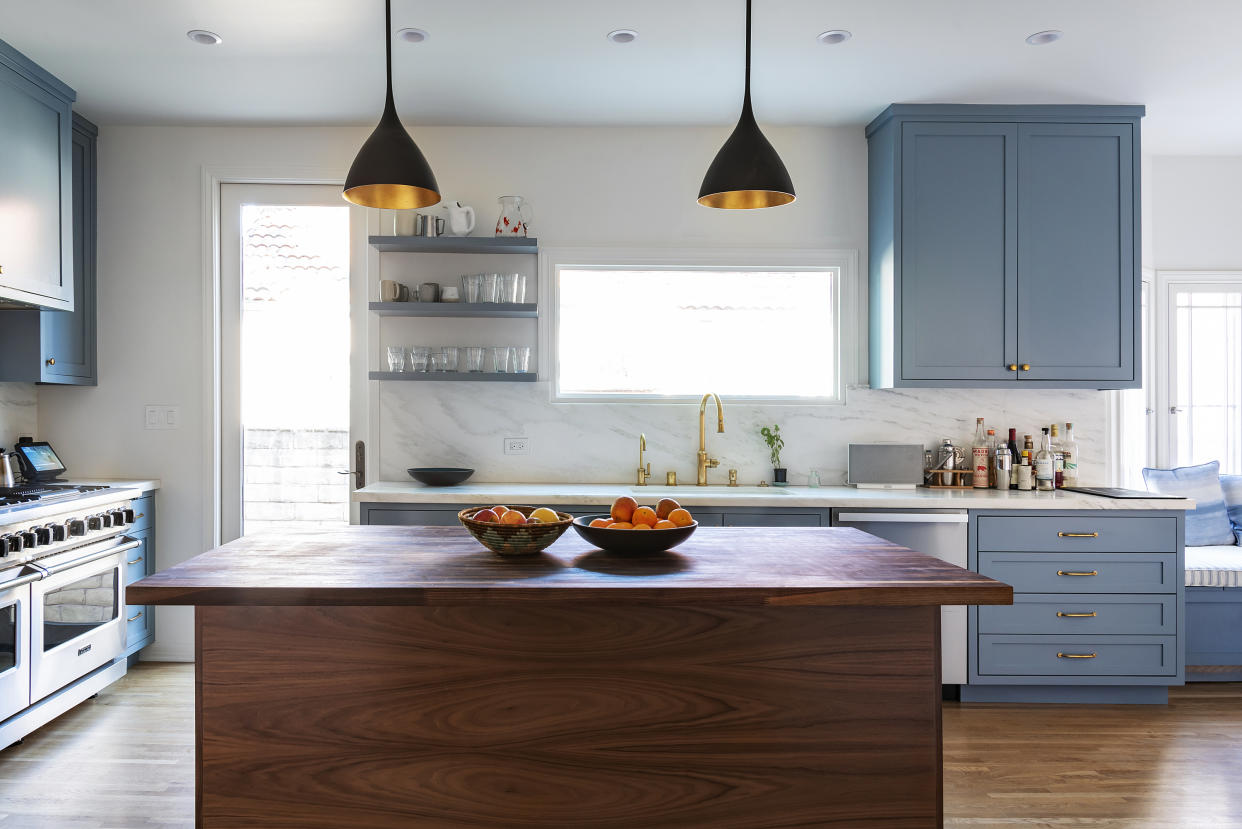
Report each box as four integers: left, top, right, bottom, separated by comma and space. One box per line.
707, 457, 719, 469
636, 462, 651, 486
728, 469, 738, 487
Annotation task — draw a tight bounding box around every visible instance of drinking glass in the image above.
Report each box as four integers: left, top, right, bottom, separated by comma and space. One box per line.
502, 273, 526, 304
511, 346, 532, 373
489, 346, 511, 373
430, 352, 448, 372
409, 346, 431, 372
464, 347, 485, 372
440, 346, 459, 372
460, 274, 484, 303
482, 273, 501, 303
386, 346, 405, 372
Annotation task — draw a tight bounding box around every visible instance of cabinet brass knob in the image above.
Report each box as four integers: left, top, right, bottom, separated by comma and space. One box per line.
1007, 364, 1018, 371
46, 357, 55, 366
1020, 363, 1031, 371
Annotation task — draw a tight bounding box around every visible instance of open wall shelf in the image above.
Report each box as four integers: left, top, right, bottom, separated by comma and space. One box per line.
369, 236, 538, 255
369, 302, 537, 318
369, 371, 537, 383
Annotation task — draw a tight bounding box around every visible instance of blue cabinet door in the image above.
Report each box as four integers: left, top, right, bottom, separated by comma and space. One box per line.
899, 123, 1018, 381
0, 40, 73, 309
40, 115, 96, 384
1016, 123, 1136, 383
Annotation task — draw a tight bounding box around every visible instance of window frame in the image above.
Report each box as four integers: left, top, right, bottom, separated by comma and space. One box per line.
538, 247, 860, 404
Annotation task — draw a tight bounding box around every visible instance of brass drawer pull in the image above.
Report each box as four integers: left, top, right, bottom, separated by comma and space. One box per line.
133, 513, 145, 520
1057, 611, 1097, 618
127, 610, 144, 622
127, 556, 144, 565
1057, 570, 1098, 576
1058, 531, 1099, 538
1057, 652, 1097, 659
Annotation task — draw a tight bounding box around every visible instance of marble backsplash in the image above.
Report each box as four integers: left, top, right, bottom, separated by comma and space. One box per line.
0, 383, 37, 448
378, 383, 1109, 487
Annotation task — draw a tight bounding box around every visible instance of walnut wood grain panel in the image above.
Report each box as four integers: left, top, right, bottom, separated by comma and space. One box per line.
130, 525, 1011, 608
197, 604, 942, 828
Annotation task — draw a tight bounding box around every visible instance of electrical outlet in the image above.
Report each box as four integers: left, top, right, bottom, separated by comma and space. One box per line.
144, 405, 181, 430
504, 437, 530, 455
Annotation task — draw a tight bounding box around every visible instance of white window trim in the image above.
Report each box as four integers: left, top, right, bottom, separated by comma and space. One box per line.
1154, 269, 1242, 470
1107, 268, 1154, 485
537, 246, 860, 405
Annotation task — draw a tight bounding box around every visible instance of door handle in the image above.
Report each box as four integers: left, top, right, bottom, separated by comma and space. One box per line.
1169, 406, 1185, 414
46, 357, 55, 366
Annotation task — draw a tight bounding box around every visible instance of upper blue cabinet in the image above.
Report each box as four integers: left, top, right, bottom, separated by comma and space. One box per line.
0, 37, 75, 311
867, 105, 1143, 389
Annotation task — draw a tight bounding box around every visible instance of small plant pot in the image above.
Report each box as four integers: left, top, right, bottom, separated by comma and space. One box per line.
772, 468, 788, 483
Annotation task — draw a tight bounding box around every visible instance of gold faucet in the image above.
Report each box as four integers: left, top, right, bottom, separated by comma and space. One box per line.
636, 433, 651, 486
696, 392, 724, 486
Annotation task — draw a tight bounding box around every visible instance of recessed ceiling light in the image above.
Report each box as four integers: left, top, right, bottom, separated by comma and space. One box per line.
186, 29, 222, 46
817, 30, 851, 45
1025, 30, 1063, 46
397, 27, 428, 43
607, 29, 638, 44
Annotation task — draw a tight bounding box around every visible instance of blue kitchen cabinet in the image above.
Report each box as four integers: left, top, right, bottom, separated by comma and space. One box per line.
122, 494, 156, 658
867, 105, 1143, 389
0, 37, 74, 310
358, 503, 828, 528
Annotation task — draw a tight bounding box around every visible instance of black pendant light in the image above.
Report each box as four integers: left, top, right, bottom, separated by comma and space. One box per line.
698, 0, 794, 209
343, 0, 440, 209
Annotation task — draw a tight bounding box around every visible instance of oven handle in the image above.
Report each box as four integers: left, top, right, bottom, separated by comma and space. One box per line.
38, 537, 141, 577
1, 569, 44, 590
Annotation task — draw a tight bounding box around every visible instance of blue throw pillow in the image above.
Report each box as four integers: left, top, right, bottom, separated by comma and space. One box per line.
1221, 474, 1242, 546
1144, 462, 1236, 547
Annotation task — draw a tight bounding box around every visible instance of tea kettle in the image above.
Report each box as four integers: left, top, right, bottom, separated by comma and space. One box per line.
0, 449, 17, 489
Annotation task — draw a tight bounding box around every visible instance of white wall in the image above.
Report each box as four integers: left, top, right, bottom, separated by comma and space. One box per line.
1152, 156, 1242, 269
0, 382, 37, 448
35, 124, 1110, 660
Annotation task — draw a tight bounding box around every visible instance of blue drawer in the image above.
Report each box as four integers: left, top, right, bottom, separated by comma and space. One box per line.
122, 531, 151, 586
127, 495, 154, 534
978, 551, 1177, 593
722, 512, 821, 527
978, 635, 1177, 676
978, 594, 1175, 635
124, 603, 152, 648
977, 515, 1177, 553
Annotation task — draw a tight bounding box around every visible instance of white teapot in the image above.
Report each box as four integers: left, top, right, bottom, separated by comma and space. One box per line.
441, 201, 476, 237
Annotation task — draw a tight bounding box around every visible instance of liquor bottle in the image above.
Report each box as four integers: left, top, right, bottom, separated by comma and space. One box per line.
1050, 423, 1064, 488
972, 418, 989, 488
1035, 428, 1055, 491
1022, 434, 1034, 469
1062, 422, 1080, 487
1016, 456, 1033, 490
986, 429, 998, 487
1007, 428, 1021, 489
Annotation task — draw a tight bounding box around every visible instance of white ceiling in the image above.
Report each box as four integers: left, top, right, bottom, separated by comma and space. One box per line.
1, 0, 1239, 153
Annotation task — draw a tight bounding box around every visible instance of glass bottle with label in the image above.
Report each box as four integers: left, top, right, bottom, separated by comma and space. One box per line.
1035, 428, 1055, 491
1050, 423, 1065, 488
1062, 422, 1080, 487
1006, 428, 1021, 489
972, 418, 989, 488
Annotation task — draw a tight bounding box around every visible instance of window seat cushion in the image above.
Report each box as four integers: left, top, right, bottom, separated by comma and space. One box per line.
1144, 462, 1236, 546
1186, 544, 1242, 587
1221, 474, 1242, 545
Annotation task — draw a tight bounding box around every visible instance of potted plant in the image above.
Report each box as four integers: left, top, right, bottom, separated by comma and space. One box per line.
760, 424, 787, 484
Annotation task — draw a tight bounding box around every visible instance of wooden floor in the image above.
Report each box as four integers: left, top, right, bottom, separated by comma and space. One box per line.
1, 664, 1238, 828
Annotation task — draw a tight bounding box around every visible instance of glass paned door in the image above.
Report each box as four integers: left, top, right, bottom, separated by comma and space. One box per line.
42, 569, 117, 651
1169, 284, 1242, 474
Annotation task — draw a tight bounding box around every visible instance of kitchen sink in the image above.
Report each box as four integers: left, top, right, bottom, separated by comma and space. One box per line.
629, 486, 791, 495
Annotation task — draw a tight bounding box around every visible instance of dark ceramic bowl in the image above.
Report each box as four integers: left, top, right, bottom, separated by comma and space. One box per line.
407, 467, 474, 487
570, 514, 698, 554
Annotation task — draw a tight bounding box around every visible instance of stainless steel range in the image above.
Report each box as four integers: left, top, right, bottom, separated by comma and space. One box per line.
0, 483, 142, 749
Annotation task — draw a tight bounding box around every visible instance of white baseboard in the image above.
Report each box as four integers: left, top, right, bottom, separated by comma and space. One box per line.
140, 644, 194, 663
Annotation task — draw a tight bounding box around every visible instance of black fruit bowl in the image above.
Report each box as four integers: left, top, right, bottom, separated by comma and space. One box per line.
570, 514, 698, 554
407, 467, 475, 487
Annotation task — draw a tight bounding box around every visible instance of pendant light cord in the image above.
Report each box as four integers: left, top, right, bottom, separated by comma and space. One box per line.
743, 0, 753, 112
384, 0, 395, 108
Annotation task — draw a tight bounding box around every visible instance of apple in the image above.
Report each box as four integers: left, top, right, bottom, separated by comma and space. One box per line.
472, 508, 499, 523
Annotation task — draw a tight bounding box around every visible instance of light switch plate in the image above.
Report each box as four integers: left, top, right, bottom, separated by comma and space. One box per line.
144, 405, 181, 430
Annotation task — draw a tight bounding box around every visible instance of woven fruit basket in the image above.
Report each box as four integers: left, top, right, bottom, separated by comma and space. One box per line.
457, 505, 575, 556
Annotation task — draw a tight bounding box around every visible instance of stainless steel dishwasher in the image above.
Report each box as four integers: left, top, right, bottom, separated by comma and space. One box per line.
831, 509, 969, 684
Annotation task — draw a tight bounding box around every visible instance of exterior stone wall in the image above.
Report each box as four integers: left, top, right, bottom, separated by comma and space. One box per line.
244, 428, 349, 534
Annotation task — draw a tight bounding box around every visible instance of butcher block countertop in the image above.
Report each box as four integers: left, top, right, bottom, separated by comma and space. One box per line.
128, 525, 1012, 608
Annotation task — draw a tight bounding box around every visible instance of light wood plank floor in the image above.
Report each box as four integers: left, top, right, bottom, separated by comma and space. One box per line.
1, 664, 1238, 827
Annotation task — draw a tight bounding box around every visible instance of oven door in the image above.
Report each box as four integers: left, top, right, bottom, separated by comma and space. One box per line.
0, 569, 37, 722
29, 537, 138, 703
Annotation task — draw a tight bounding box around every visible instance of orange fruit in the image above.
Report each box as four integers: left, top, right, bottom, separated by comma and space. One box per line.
667, 508, 694, 527
632, 506, 658, 527
632, 523, 652, 530
493, 505, 510, 517
654, 520, 676, 530
589, 517, 614, 528
500, 510, 527, 525
608, 522, 634, 530
655, 498, 681, 520
610, 496, 638, 522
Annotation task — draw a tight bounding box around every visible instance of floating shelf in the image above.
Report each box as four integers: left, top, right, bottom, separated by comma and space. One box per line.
369, 371, 538, 383
369, 302, 537, 318
369, 236, 538, 255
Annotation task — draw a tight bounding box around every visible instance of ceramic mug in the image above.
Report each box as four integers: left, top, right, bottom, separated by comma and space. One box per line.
380, 280, 410, 302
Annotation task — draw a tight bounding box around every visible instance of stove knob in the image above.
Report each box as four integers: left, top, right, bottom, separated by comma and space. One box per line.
34, 526, 52, 546
122, 508, 136, 524
109, 510, 128, 527
49, 523, 67, 542
99, 513, 113, 528
87, 515, 102, 531
68, 519, 85, 537
3, 534, 22, 553
20, 530, 36, 548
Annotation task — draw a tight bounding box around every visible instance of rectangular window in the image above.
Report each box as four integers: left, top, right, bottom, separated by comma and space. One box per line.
1169, 284, 1242, 474
553, 263, 843, 400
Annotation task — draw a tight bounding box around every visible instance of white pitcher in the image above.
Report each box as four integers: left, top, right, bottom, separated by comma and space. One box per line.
442, 201, 476, 237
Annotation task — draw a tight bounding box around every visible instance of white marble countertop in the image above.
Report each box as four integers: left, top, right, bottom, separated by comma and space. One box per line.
66, 478, 161, 492
354, 481, 1193, 511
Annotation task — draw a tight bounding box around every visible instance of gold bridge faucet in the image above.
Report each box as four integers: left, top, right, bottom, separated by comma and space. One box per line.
697, 392, 724, 486
636, 433, 651, 486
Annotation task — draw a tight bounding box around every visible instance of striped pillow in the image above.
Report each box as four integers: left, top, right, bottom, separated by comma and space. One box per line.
1144, 462, 1236, 547
1221, 474, 1242, 546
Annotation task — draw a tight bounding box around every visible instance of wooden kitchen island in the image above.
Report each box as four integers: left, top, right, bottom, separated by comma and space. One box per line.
129, 525, 1011, 828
